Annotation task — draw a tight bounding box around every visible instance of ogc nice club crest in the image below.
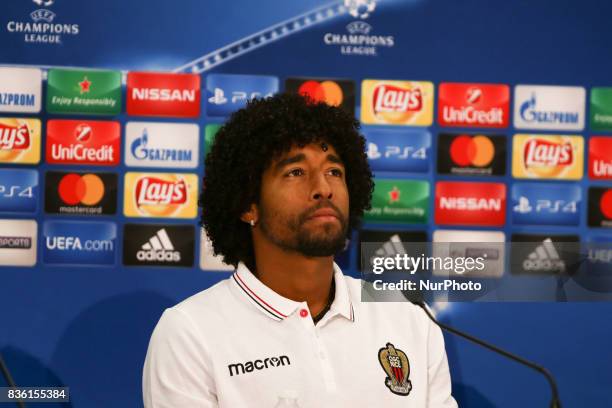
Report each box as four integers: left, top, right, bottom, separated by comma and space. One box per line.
378, 342, 412, 396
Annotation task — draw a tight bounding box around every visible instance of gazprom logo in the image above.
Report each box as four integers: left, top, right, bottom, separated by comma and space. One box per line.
519, 93, 579, 125
125, 122, 198, 169
514, 85, 585, 131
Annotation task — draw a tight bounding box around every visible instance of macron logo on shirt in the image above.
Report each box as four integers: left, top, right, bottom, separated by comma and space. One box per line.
228, 355, 291, 377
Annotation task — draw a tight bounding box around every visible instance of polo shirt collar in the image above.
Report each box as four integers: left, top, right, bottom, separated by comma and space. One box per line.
231, 262, 354, 323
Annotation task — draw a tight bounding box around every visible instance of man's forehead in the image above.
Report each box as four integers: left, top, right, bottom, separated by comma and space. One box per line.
279, 141, 338, 158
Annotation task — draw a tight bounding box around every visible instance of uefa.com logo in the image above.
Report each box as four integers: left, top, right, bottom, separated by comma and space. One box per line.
323, 0, 395, 57
43, 220, 117, 266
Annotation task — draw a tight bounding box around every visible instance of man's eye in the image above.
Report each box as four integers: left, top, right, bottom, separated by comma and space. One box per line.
329, 168, 344, 177
287, 168, 304, 177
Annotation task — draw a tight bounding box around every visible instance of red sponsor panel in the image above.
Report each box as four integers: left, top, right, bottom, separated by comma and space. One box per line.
435, 181, 506, 226
589, 137, 612, 180
126, 72, 201, 118
46, 120, 120, 166
438, 83, 509, 128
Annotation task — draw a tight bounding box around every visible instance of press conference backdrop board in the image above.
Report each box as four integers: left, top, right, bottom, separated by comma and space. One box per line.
1, 0, 612, 407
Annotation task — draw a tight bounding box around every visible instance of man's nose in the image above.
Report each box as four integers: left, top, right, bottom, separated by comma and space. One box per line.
311, 172, 333, 200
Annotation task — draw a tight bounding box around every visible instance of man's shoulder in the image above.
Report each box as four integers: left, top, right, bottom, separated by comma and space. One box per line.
169, 275, 235, 323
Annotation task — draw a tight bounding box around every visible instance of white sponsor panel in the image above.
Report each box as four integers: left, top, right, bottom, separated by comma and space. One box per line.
0, 67, 42, 113
432, 230, 505, 278
513, 85, 585, 131
125, 122, 199, 169
200, 229, 234, 271
0, 219, 37, 266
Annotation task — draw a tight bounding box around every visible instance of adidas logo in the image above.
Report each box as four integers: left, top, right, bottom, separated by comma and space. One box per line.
522, 238, 565, 272
136, 228, 181, 263
374, 234, 407, 257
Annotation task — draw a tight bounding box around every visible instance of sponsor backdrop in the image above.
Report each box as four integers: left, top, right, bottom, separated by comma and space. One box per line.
1, 0, 612, 406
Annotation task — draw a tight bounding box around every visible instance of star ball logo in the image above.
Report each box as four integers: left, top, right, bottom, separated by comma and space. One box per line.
127, 72, 201, 118
123, 172, 198, 219
588, 187, 612, 228
45, 171, 117, 216
512, 134, 584, 180
437, 83, 509, 128
46, 120, 120, 166
437, 133, 506, 176
0, 117, 41, 164
46, 69, 121, 115
435, 181, 506, 227
285, 78, 355, 116
361, 80, 434, 126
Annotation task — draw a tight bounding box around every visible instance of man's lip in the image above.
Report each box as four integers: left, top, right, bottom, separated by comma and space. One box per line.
308, 208, 340, 219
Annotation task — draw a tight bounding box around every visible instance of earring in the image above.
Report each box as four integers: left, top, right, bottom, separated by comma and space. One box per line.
250, 219, 255, 227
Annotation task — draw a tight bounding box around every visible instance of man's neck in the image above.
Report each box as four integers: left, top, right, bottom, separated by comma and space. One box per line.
252, 240, 334, 319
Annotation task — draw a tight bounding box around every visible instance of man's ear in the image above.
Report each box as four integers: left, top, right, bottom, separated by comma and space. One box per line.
240, 203, 259, 225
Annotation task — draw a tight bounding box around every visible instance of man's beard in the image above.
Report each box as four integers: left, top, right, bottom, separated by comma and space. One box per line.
258, 201, 348, 257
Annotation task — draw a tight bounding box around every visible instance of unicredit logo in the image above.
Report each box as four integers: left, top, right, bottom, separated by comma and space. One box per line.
589, 137, 612, 179
523, 139, 572, 168
46, 120, 120, 166
372, 84, 422, 114
126, 72, 201, 118
135, 177, 187, 207
0, 122, 30, 150
438, 83, 509, 128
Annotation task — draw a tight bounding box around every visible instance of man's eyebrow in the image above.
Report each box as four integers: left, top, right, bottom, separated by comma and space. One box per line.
273, 153, 344, 172
274, 153, 306, 171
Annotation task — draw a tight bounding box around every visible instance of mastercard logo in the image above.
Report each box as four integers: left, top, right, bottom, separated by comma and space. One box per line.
297, 80, 343, 106
450, 135, 494, 167
58, 173, 105, 205
601, 189, 612, 219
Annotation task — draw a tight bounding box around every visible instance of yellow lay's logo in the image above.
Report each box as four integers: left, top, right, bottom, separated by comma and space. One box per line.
0, 118, 41, 164
124, 172, 198, 218
361, 80, 434, 126
512, 134, 584, 180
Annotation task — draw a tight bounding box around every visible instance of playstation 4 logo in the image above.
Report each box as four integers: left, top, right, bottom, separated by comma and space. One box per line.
208, 88, 273, 105
205, 74, 279, 117
208, 88, 228, 105
514, 196, 577, 214
367, 142, 427, 160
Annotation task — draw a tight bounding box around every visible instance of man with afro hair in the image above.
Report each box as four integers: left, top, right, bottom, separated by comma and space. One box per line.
143, 93, 457, 407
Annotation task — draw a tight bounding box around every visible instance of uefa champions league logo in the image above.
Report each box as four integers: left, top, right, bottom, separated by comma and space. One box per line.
344, 0, 377, 19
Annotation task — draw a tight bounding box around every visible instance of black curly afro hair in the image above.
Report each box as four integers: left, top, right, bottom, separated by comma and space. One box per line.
200, 93, 373, 269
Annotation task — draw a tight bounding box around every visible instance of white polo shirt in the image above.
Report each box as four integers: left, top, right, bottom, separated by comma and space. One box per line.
143, 262, 457, 407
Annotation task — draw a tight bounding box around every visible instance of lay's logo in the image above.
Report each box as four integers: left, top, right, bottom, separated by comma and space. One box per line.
0, 118, 41, 164
372, 84, 423, 114
135, 177, 187, 207
361, 80, 434, 126
523, 139, 573, 168
124, 173, 197, 219
512, 135, 583, 180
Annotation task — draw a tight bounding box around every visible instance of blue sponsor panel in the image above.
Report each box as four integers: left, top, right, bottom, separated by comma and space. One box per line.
42, 220, 117, 266
511, 182, 581, 226
0, 169, 38, 213
205, 74, 279, 117
364, 129, 430, 173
